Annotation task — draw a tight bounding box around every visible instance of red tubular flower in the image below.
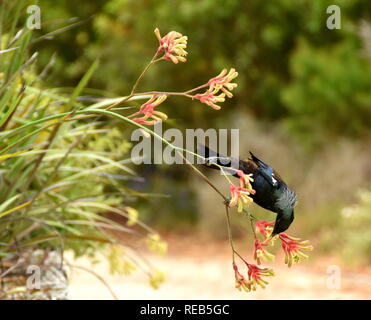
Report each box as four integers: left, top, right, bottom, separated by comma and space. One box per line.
236, 170, 254, 189
193, 87, 226, 110
255, 220, 275, 239
132, 117, 157, 126
279, 233, 314, 267
246, 263, 274, 291
229, 183, 256, 212
131, 95, 168, 126
254, 238, 275, 265
207, 68, 238, 98
154, 28, 188, 64
193, 68, 238, 110
233, 261, 274, 292
233, 263, 252, 292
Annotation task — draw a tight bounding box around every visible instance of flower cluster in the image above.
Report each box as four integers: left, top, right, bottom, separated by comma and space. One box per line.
255, 220, 275, 239
193, 88, 225, 110
279, 233, 314, 267
194, 68, 238, 110
252, 220, 313, 268
254, 238, 275, 265
207, 68, 238, 98
247, 263, 275, 291
125, 206, 138, 226
228, 170, 255, 212
233, 262, 274, 292
127, 29, 240, 127
154, 28, 188, 64
233, 263, 251, 292
108, 245, 137, 276
149, 269, 166, 290
229, 184, 255, 212
131, 95, 168, 125
145, 233, 168, 255
236, 170, 253, 189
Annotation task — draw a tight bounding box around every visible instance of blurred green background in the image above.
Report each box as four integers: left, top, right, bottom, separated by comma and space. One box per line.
36, 0, 371, 264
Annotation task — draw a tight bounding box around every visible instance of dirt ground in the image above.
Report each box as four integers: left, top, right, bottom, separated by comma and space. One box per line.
67, 234, 371, 300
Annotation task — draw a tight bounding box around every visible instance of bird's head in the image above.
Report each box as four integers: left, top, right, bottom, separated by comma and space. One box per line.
271, 208, 294, 236
272, 187, 297, 236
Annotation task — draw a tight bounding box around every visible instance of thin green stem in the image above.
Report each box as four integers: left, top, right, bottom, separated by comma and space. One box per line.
105, 53, 160, 111
225, 204, 235, 263
130, 53, 160, 95
234, 249, 250, 266
225, 204, 252, 266
249, 216, 257, 239
176, 150, 226, 201
132, 91, 193, 98
184, 83, 209, 94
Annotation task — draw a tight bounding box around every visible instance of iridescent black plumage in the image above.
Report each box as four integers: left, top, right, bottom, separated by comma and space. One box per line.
200, 145, 297, 235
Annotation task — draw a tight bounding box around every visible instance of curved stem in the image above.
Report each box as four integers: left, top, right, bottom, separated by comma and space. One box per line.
130, 53, 160, 95
177, 150, 226, 201
105, 53, 160, 111
68, 263, 119, 300
225, 204, 235, 263
234, 249, 250, 266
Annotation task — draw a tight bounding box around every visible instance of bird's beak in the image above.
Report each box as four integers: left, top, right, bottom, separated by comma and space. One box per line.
272, 209, 295, 235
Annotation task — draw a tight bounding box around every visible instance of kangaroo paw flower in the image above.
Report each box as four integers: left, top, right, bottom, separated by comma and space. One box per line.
233, 262, 274, 292
193, 87, 226, 110
192, 68, 238, 110
229, 184, 256, 212
246, 263, 275, 291
233, 262, 252, 292
131, 95, 168, 125
254, 238, 275, 265
154, 28, 188, 64
236, 170, 254, 189
255, 220, 275, 239
208, 68, 238, 98
279, 233, 314, 267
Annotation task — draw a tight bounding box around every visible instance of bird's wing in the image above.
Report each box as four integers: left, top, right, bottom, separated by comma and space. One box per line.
249, 151, 279, 188
239, 159, 258, 174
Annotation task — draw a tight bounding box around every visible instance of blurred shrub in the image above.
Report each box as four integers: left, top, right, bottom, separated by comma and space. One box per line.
282, 39, 371, 147
338, 189, 371, 266
37, 0, 371, 142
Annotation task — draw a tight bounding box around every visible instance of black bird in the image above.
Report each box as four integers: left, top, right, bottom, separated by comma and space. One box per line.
199, 145, 298, 236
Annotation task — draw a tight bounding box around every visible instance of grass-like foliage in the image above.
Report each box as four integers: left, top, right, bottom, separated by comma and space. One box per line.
0, 1, 164, 298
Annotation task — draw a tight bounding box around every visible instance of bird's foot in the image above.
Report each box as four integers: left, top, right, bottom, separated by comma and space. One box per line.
224, 197, 231, 207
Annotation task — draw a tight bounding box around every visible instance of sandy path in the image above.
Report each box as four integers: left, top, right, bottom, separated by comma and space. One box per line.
67, 236, 371, 300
